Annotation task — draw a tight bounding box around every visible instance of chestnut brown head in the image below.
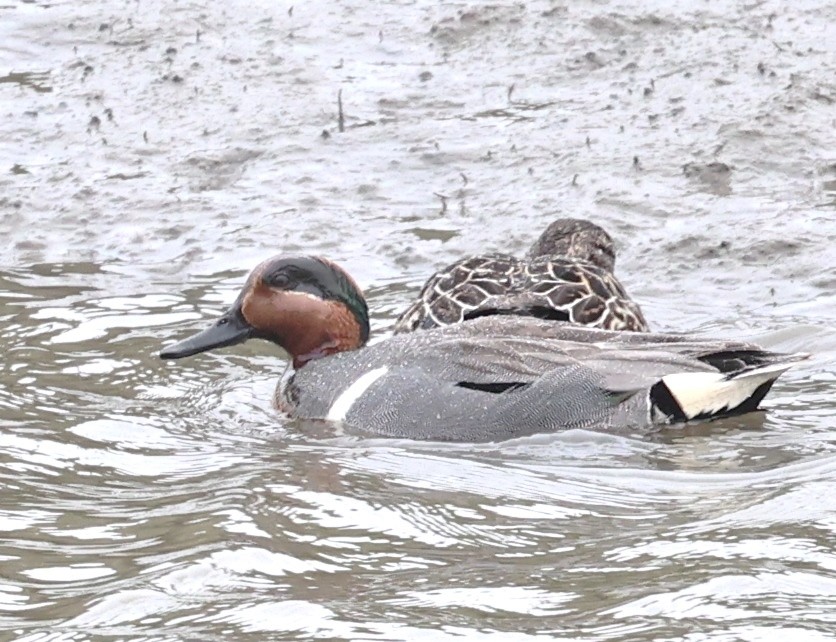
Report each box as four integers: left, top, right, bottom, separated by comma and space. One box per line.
160, 256, 370, 368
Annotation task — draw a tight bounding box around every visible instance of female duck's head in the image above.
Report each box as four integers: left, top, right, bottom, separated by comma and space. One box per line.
160, 256, 370, 368
526, 218, 616, 272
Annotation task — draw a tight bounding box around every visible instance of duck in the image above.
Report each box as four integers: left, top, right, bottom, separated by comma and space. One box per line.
160, 255, 805, 442
393, 218, 649, 334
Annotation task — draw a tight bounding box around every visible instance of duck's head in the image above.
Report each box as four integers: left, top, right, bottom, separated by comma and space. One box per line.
160, 256, 370, 368
526, 218, 616, 272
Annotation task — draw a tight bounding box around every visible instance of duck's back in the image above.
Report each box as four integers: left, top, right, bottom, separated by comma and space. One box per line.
282, 317, 797, 441
394, 254, 648, 334
394, 253, 522, 332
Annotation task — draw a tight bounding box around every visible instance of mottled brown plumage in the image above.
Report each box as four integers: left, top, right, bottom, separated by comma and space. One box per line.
394, 218, 648, 334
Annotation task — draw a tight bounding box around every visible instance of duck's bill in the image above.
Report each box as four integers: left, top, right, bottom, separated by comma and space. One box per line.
160, 310, 252, 359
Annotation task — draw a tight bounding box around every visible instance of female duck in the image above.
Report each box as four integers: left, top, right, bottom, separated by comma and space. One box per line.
394, 218, 649, 334
160, 255, 804, 442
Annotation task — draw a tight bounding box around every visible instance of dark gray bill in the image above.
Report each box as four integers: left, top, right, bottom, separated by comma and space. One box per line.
160, 309, 252, 359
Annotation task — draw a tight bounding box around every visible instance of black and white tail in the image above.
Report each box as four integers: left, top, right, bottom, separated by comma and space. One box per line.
649, 357, 805, 423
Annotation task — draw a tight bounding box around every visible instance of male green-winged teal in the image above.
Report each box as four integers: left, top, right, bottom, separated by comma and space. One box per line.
160, 255, 803, 442
394, 218, 649, 334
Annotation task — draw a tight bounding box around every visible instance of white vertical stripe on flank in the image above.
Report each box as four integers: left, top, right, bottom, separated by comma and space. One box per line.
326, 366, 389, 422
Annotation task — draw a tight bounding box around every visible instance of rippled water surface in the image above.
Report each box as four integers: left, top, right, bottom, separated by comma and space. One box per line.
2, 0, 836, 639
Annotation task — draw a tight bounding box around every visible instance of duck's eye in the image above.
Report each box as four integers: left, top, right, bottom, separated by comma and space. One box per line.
267, 272, 291, 289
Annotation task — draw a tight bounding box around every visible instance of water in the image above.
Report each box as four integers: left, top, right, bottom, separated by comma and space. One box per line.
1, 0, 835, 639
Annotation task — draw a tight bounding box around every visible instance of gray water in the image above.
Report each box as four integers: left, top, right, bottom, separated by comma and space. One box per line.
2, 0, 836, 640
